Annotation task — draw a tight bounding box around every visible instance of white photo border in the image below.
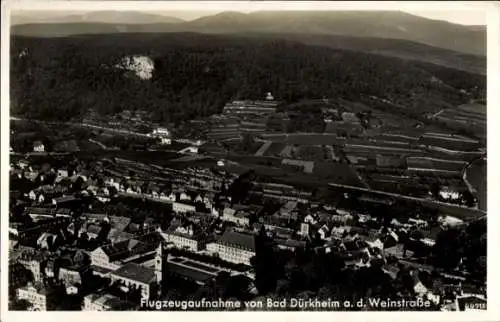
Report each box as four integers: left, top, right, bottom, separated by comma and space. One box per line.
1, 1, 498, 321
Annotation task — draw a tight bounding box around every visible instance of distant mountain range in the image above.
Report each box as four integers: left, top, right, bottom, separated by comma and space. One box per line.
11, 11, 186, 25
11, 10, 486, 74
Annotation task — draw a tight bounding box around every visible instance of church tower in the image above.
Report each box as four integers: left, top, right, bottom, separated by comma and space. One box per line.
155, 241, 168, 297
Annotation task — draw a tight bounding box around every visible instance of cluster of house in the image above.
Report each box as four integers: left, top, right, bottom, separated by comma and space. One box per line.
8, 156, 258, 310
8, 154, 485, 312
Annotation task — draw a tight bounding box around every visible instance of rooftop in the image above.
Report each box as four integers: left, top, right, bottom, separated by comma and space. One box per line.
87, 293, 137, 310
110, 262, 156, 285
53, 195, 80, 204
216, 230, 256, 252
168, 262, 217, 283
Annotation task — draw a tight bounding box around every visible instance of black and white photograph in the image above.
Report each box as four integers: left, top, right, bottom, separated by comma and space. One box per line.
2, 0, 493, 315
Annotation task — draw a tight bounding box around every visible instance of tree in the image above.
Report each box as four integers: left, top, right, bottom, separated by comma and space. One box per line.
254, 226, 278, 295
12, 34, 482, 124
241, 133, 254, 149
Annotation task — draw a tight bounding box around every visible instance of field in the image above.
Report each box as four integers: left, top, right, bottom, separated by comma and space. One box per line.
406, 157, 467, 172
279, 145, 294, 158
313, 162, 366, 187
225, 140, 264, 155
294, 145, 329, 161
419, 134, 481, 152
226, 154, 283, 168
263, 142, 287, 157
436, 104, 486, 126
369, 133, 420, 144
282, 158, 315, 173
254, 141, 272, 156
328, 183, 485, 220
343, 142, 425, 158
432, 103, 486, 141
74, 150, 182, 166
262, 133, 343, 145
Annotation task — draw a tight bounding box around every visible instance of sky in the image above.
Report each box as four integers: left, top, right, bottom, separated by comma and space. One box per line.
406, 10, 486, 26
10, 8, 487, 26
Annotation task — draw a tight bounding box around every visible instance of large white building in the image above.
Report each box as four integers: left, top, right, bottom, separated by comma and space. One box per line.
109, 263, 157, 300
151, 127, 171, 145
299, 222, 310, 237
33, 141, 45, 152
221, 208, 250, 226
172, 201, 196, 214
107, 242, 168, 301
206, 230, 256, 266
16, 283, 57, 311
161, 225, 206, 252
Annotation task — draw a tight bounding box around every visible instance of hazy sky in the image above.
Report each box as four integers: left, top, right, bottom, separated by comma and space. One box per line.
11, 9, 487, 26
406, 10, 486, 26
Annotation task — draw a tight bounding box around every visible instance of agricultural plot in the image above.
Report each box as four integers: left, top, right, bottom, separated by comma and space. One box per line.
313, 162, 365, 187
279, 145, 295, 158
425, 150, 480, 163
254, 141, 272, 156
323, 145, 336, 161
254, 165, 287, 177
264, 133, 343, 145
429, 159, 467, 172
227, 154, 283, 168
363, 178, 432, 197
287, 133, 342, 145
282, 158, 315, 174
457, 103, 486, 115
363, 174, 438, 198
347, 155, 370, 165
263, 142, 287, 157
432, 104, 486, 140
420, 134, 481, 152
406, 157, 433, 169
369, 133, 420, 144
245, 142, 265, 155
260, 134, 288, 142
337, 98, 371, 113
446, 104, 486, 126
76, 150, 181, 167
295, 145, 328, 161
343, 143, 425, 158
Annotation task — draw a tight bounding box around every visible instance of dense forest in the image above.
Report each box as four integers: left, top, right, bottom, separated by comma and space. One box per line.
10, 33, 486, 124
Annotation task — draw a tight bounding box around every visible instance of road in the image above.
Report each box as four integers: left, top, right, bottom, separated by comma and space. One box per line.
10, 116, 195, 146
328, 182, 486, 220
430, 109, 446, 118
88, 138, 108, 150
11, 116, 151, 138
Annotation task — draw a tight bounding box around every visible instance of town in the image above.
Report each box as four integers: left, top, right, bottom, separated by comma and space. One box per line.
8, 7, 488, 312
9, 92, 486, 311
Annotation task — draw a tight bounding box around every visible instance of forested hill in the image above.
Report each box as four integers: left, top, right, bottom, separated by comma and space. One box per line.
11, 11, 486, 74
10, 33, 486, 124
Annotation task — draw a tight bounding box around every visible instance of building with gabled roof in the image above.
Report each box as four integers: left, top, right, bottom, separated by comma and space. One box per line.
111, 262, 156, 285
16, 282, 59, 311
160, 222, 209, 252
206, 229, 256, 265
90, 234, 162, 271
33, 141, 45, 152
83, 292, 138, 311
